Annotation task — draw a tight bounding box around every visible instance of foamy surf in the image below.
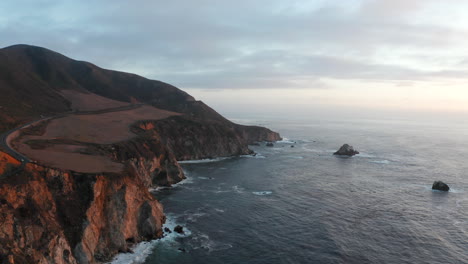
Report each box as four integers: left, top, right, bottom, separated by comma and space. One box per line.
178, 153, 267, 163
252, 191, 273, 195
287, 156, 304, 159
150, 172, 194, 192
190, 232, 233, 252
241, 153, 266, 159
356, 153, 375, 158
108, 215, 190, 264
423, 185, 463, 193
232, 185, 245, 193
198, 176, 214, 180
107, 240, 157, 264
369, 160, 391, 164
276, 137, 296, 144
178, 157, 230, 164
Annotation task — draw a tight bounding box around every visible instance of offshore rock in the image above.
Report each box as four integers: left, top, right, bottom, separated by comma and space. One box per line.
174, 225, 184, 234
432, 181, 450, 191
333, 144, 359, 156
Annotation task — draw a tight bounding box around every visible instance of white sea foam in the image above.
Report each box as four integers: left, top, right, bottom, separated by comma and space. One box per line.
178, 153, 267, 163
287, 156, 304, 159
301, 146, 322, 153
213, 187, 231, 194
232, 185, 245, 193
241, 153, 266, 159
178, 157, 230, 164
198, 176, 214, 180
276, 137, 296, 144
252, 191, 273, 196
213, 190, 231, 194
453, 220, 466, 227
423, 184, 464, 193
369, 160, 390, 164
149, 173, 194, 193
187, 212, 208, 222
356, 153, 376, 158
268, 147, 287, 153
149, 186, 167, 192
108, 240, 156, 264
190, 232, 233, 252
108, 215, 190, 264
449, 188, 465, 193
455, 199, 467, 208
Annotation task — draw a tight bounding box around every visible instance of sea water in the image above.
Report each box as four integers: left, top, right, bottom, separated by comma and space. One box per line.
113, 116, 468, 264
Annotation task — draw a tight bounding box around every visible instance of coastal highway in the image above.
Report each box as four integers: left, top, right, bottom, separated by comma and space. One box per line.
0, 103, 145, 178
0, 118, 46, 178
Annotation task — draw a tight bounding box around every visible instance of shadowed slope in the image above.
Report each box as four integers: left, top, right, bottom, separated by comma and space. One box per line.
0, 44, 280, 149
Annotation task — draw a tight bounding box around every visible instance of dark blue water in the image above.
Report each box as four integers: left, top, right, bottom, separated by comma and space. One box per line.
120, 118, 467, 264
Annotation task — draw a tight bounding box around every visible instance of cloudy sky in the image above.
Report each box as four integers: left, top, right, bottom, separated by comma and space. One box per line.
2, 0, 468, 119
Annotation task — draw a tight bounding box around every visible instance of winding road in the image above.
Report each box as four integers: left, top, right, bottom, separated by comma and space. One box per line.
0, 103, 145, 178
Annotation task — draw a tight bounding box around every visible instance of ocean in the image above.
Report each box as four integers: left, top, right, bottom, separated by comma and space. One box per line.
111, 116, 467, 264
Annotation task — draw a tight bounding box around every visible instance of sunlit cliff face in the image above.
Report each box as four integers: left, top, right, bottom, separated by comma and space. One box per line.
2, 0, 468, 116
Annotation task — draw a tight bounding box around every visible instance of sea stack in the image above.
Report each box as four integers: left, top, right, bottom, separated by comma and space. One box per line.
432, 181, 450, 191
174, 225, 185, 234
333, 144, 359, 156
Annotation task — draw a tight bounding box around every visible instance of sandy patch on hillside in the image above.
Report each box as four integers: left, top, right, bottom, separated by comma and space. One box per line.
16, 143, 124, 173
25, 105, 179, 144
61, 90, 130, 111
13, 105, 180, 173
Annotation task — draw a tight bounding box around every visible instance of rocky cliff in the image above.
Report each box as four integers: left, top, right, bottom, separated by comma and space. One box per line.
0, 137, 172, 264
144, 117, 280, 160
0, 44, 281, 263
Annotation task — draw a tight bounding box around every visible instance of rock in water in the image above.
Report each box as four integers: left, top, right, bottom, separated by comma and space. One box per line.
174, 225, 184, 234
432, 181, 450, 191
266, 142, 274, 147
333, 144, 359, 156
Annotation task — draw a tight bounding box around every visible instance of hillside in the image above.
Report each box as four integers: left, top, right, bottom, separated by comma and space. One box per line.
0, 44, 281, 263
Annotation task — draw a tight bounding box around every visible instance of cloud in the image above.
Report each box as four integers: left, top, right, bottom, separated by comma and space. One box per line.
1, 0, 468, 90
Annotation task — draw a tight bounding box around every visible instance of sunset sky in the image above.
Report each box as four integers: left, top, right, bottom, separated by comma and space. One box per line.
2, 0, 468, 118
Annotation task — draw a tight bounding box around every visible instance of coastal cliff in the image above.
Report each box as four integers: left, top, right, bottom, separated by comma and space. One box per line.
143, 117, 281, 160
0, 139, 171, 264
0, 44, 281, 263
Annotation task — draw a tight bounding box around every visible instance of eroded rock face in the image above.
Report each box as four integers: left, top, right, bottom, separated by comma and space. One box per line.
333, 144, 359, 156
0, 161, 165, 264
108, 132, 185, 187
0, 167, 76, 264
432, 181, 450, 191
144, 117, 281, 161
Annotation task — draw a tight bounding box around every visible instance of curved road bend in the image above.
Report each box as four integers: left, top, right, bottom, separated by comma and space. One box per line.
0, 103, 144, 178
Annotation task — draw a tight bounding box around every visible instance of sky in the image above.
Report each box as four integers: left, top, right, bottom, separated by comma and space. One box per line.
1, 0, 468, 120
